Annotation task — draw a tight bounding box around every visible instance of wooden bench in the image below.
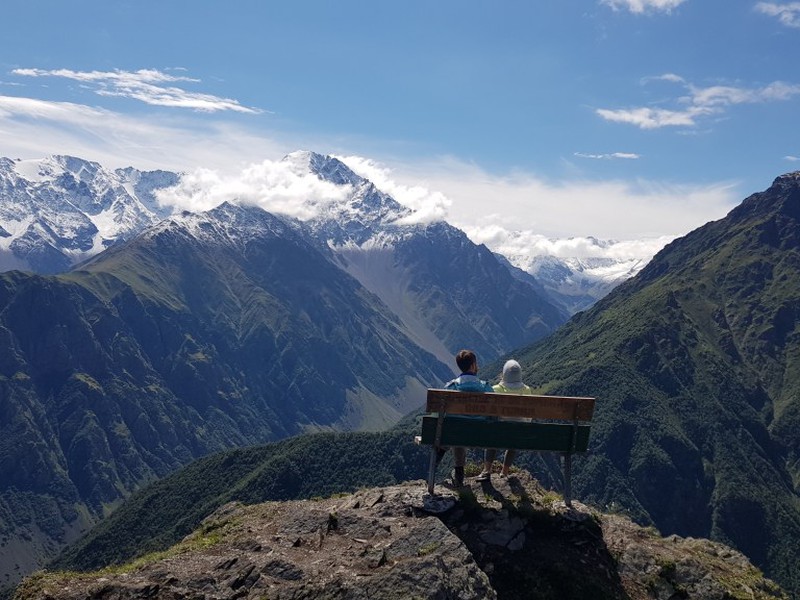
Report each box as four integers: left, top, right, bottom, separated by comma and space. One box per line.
417, 388, 596, 506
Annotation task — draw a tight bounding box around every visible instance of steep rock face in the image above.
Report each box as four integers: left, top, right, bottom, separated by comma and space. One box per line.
15, 473, 786, 600
300, 152, 568, 365
389, 222, 566, 362
509, 172, 800, 596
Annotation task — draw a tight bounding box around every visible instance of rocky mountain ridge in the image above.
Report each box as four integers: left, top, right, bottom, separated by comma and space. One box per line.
0, 152, 644, 313
15, 472, 786, 600
0, 155, 176, 272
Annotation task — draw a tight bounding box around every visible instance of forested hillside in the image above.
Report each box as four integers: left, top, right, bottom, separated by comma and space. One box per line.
507, 173, 800, 596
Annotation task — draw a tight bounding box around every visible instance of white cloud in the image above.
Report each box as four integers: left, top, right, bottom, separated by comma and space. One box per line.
12, 68, 260, 113
574, 152, 641, 160
597, 75, 800, 129
649, 73, 686, 84
155, 152, 726, 264
689, 81, 800, 105
0, 93, 740, 244
157, 154, 451, 226
785, 155, 800, 161
596, 105, 712, 129
756, 2, 800, 27
461, 225, 675, 265
600, 0, 688, 14
369, 156, 739, 240
0, 94, 288, 171
156, 159, 352, 219
336, 155, 452, 224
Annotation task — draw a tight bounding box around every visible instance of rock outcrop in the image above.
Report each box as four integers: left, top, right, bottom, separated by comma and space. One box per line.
14, 472, 787, 600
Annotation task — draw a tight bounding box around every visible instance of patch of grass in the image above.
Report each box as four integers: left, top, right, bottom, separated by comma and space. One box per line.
464, 462, 482, 477
540, 491, 562, 509
418, 541, 441, 556
716, 566, 786, 600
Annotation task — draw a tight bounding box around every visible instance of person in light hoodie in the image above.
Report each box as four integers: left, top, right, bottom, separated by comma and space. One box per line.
475, 359, 533, 482
441, 349, 494, 487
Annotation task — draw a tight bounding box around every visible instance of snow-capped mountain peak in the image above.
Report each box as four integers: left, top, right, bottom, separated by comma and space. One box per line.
283, 150, 363, 188
279, 152, 411, 244
0, 155, 179, 273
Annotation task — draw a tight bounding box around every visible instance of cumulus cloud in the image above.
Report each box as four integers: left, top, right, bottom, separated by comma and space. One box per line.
156, 154, 451, 226
12, 68, 260, 113
335, 154, 451, 224
163, 152, 710, 264
461, 224, 675, 266
597, 75, 800, 129
574, 152, 641, 160
155, 159, 352, 219
756, 2, 800, 27
393, 157, 739, 240
600, 0, 688, 14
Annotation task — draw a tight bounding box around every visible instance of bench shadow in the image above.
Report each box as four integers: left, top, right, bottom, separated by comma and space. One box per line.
446, 475, 633, 600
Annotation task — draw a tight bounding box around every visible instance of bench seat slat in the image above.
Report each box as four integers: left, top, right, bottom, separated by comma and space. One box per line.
420, 415, 591, 453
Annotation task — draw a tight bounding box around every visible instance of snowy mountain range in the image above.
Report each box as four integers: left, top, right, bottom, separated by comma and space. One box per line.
0, 152, 649, 314
0, 155, 177, 273
504, 250, 648, 314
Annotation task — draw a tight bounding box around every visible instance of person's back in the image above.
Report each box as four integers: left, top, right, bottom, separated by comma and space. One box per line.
477, 359, 530, 481
446, 373, 495, 393
493, 381, 533, 394
440, 349, 492, 487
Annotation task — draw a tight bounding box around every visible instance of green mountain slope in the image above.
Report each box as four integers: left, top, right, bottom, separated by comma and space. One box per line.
0, 203, 453, 590
506, 173, 800, 595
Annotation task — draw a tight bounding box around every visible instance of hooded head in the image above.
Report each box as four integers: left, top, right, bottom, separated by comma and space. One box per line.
501, 360, 524, 388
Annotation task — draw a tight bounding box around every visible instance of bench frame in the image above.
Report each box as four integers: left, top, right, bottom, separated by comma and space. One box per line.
419, 388, 595, 506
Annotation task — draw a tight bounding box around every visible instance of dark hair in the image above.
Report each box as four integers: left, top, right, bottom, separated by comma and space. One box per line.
455, 349, 477, 373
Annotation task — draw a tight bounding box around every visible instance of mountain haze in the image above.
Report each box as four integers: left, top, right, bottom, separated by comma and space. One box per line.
508, 172, 800, 595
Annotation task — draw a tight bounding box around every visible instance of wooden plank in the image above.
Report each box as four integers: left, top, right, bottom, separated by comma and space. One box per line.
419, 415, 591, 453
426, 389, 595, 421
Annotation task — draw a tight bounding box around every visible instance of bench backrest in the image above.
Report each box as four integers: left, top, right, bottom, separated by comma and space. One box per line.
421, 388, 596, 503
426, 388, 595, 422
420, 388, 596, 454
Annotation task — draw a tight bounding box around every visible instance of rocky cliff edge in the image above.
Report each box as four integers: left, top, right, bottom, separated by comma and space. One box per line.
13, 471, 786, 600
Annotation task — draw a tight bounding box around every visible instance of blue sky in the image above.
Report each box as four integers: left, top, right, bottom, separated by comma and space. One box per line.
1, 0, 799, 256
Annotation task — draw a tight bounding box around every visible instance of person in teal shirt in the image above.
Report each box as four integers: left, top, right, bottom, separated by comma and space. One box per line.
442, 349, 493, 487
